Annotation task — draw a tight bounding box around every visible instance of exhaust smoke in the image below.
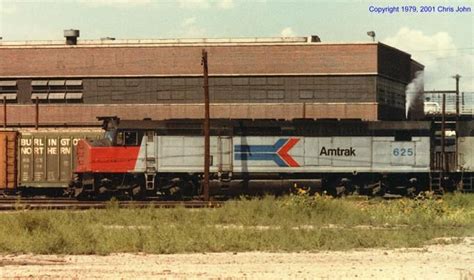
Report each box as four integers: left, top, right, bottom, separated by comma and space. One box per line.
405, 71, 424, 119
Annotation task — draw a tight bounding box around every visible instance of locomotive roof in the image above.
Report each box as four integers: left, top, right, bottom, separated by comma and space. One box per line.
99, 117, 433, 137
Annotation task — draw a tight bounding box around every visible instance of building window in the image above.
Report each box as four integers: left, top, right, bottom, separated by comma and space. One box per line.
0, 80, 18, 102
299, 90, 314, 99
249, 77, 266, 85
125, 79, 139, 87
250, 90, 267, 100
156, 91, 171, 100
31, 79, 83, 103
97, 79, 111, 87
377, 78, 406, 109
171, 92, 185, 100
111, 92, 124, 101
267, 90, 284, 99
232, 77, 249, 85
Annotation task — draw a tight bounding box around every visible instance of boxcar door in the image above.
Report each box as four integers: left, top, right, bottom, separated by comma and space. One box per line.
218, 136, 233, 173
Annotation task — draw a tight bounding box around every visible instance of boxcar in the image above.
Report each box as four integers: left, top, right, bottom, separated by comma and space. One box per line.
0, 129, 102, 194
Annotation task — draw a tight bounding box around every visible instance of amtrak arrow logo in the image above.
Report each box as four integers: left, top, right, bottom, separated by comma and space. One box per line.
234, 138, 300, 167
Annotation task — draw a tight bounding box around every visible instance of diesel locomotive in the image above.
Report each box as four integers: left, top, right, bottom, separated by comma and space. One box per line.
71, 117, 474, 199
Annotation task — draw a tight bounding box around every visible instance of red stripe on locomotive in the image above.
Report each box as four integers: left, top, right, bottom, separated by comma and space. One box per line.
75, 140, 140, 173
277, 138, 300, 167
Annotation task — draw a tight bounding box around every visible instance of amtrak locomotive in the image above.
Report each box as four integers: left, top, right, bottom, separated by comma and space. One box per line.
71, 117, 474, 199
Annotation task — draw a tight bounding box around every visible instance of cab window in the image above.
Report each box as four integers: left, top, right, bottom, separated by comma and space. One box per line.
116, 132, 124, 145
105, 130, 115, 142
124, 131, 138, 146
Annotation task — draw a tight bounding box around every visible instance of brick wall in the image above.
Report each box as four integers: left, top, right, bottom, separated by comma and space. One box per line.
0, 44, 378, 77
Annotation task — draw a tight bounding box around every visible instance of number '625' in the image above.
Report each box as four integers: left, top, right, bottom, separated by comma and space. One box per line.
393, 148, 414, 156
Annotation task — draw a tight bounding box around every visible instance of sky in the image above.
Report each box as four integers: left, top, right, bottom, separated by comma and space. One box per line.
0, 0, 473, 91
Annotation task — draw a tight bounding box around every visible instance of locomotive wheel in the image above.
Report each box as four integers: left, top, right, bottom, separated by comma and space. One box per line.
130, 185, 145, 200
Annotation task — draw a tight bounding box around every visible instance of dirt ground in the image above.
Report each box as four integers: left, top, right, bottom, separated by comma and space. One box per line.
0, 238, 473, 280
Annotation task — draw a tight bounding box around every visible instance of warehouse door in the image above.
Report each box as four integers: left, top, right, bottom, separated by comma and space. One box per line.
218, 136, 233, 172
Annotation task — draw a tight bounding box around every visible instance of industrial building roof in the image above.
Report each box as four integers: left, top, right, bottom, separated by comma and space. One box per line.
0, 36, 374, 47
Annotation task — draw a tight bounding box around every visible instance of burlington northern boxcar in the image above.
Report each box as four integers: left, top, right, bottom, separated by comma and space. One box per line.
0, 129, 103, 195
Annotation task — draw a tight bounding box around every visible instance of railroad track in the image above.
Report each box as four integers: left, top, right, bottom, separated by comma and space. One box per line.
0, 198, 223, 211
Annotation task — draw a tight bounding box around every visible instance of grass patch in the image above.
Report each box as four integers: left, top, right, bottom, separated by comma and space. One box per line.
0, 193, 472, 254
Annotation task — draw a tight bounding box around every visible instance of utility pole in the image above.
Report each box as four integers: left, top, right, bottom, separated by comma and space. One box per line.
452, 74, 461, 188
440, 93, 446, 191
35, 97, 39, 130
201, 49, 210, 201
452, 74, 461, 116
3, 96, 6, 128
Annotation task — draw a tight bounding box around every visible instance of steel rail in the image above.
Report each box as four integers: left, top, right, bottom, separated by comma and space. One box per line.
0, 199, 223, 211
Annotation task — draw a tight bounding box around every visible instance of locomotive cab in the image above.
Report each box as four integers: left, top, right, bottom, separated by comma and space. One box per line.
73, 117, 190, 199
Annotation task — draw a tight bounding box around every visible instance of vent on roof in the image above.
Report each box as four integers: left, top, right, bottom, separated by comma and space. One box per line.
310, 35, 321, 43
64, 29, 80, 45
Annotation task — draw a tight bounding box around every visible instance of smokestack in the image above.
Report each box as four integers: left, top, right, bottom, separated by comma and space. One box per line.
64, 29, 80, 45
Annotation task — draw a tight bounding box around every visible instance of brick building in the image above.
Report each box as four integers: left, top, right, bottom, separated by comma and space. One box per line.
0, 33, 423, 126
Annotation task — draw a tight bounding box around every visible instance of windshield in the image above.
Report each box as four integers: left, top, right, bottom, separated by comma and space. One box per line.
104, 130, 115, 142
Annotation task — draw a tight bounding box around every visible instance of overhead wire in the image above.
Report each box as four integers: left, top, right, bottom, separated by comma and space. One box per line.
408, 47, 474, 53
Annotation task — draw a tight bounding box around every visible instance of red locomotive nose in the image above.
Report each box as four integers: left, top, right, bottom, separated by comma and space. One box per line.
75, 139, 141, 173
75, 139, 93, 173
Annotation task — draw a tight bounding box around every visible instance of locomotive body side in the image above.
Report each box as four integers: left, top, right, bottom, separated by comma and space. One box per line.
72, 118, 435, 198
149, 135, 431, 174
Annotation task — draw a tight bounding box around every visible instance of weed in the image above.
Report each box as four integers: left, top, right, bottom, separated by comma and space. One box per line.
0, 193, 472, 254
